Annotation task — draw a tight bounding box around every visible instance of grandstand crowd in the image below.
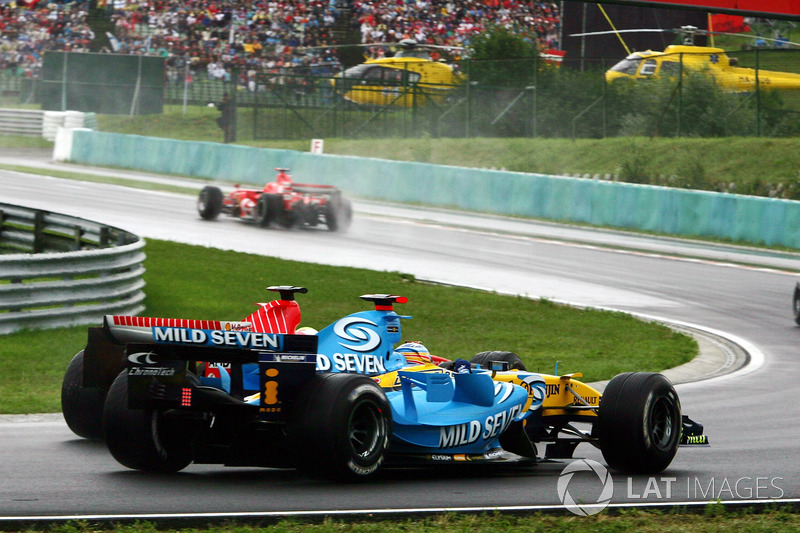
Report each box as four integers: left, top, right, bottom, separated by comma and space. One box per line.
0, 0, 561, 83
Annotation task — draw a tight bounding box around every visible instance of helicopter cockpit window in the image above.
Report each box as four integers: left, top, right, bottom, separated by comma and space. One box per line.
659, 61, 680, 76
359, 67, 422, 85
609, 57, 642, 75
362, 67, 385, 82
380, 68, 404, 84
640, 59, 657, 76
341, 64, 371, 79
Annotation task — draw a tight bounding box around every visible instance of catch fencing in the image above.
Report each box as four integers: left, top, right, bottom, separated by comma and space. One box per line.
160, 49, 800, 141
0, 202, 146, 334
4, 48, 800, 140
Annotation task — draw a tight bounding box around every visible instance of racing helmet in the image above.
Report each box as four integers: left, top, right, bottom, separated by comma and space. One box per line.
396, 341, 433, 365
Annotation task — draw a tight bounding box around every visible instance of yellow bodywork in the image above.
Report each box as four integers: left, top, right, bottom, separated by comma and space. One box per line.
605, 44, 800, 91
335, 56, 464, 107
373, 363, 601, 418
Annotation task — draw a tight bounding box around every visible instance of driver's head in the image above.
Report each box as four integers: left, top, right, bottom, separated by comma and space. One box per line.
396, 341, 433, 365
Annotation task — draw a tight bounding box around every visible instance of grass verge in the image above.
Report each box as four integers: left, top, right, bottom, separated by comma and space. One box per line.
6, 112, 800, 197
0, 239, 696, 415
90, 109, 800, 198
8, 505, 800, 532
0, 163, 201, 195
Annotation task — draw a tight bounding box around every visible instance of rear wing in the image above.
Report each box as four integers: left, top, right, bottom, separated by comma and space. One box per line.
104, 315, 255, 344
104, 314, 318, 364
104, 316, 318, 421
292, 183, 340, 195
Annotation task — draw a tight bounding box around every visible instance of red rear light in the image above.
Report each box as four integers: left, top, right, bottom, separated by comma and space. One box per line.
181, 387, 192, 407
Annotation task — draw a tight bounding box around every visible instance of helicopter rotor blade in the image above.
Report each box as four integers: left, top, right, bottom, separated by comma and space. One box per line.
698, 30, 800, 48
570, 26, 800, 48
298, 41, 465, 53
569, 29, 670, 37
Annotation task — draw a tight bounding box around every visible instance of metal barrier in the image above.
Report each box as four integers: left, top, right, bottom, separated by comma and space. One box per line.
0, 108, 44, 137
0, 108, 97, 139
0, 203, 146, 334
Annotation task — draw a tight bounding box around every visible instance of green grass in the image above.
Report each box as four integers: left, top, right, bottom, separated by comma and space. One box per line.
0, 134, 54, 148
79, 114, 800, 197
97, 104, 227, 141
0, 163, 201, 195
8, 506, 800, 532
0, 239, 696, 415
8, 117, 800, 196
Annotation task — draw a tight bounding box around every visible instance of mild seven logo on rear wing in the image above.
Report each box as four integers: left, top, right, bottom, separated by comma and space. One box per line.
152, 326, 282, 350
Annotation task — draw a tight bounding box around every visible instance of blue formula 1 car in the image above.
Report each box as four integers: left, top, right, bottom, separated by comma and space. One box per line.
62, 286, 707, 480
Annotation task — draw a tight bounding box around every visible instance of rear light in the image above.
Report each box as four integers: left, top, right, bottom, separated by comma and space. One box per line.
181, 387, 192, 407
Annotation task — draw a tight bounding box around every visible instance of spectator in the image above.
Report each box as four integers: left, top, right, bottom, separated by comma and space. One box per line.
215, 92, 234, 142
0, 0, 561, 83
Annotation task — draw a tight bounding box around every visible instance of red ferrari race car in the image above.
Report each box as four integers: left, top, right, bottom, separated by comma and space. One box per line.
197, 168, 352, 231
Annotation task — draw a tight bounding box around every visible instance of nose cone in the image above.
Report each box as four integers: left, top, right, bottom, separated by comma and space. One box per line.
605, 70, 628, 84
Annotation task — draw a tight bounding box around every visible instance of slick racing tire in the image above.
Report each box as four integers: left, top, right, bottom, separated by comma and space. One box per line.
103, 371, 193, 472
596, 372, 681, 474
471, 351, 527, 371
325, 197, 352, 232
197, 186, 223, 220
258, 193, 287, 228
288, 373, 391, 481
256, 194, 272, 227
793, 284, 800, 326
61, 350, 106, 440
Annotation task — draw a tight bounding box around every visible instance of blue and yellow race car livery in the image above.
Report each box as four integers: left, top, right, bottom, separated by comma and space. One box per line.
62, 286, 707, 480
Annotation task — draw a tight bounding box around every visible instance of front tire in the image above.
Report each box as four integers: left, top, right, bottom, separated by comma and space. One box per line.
596, 372, 681, 474
103, 371, 193, 472
471, 351, 526, 371
197, 186, 223, 220
61, 350, 105, 440
793, 284, 800, 326
288, 373, 391, 481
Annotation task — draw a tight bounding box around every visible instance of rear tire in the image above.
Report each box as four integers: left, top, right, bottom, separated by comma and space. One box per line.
596, 372, 681, 474
288, 373, 391, 480
793, 284, 800, 326
325, 197, 352, 232
471, 351, 526, 371
256, 194, 272, 227
197, 186, 223, 220
61, 350, 105, 440
103, 371, 193, 472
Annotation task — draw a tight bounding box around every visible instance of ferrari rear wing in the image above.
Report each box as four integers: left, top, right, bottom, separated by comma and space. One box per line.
291, 183, 340, 195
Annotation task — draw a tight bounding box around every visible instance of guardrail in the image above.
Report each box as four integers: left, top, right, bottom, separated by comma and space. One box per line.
0, 108, 96, 139
0, 203, 146, 334
0, 108, 43, 137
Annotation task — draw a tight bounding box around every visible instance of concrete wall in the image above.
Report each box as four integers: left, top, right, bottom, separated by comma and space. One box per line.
64, 130, 800, 249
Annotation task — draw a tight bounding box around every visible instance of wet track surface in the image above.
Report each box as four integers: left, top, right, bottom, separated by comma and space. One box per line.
2, 157, 800, 519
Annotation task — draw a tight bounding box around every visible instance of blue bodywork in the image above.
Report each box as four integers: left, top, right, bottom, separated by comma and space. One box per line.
193, 295, 540, 459
388, 371, 529, 454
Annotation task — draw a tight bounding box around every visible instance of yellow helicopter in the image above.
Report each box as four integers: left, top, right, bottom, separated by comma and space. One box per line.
577, 26, 800, 92
331, 39, 466, 108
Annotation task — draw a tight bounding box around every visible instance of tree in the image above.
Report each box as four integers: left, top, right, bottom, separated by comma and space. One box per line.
466, 26, 540, 88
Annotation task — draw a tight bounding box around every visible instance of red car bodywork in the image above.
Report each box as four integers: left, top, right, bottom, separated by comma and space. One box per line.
198, 168, 352, 231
